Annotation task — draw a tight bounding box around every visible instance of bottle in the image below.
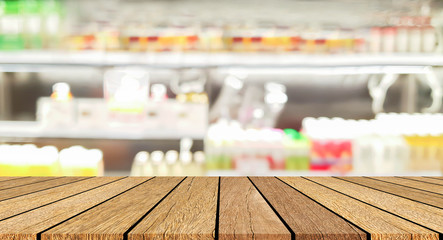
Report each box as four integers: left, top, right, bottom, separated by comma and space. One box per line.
396, 27, 408, 52
150, 151, 165, 176
0, 0, 25, 50
165, 150, 180, 176
130, 151, 149, 176
421, 17, 436, 53
179, 151, 193, 175
193, 151, 206, 176
381, 27, 396, 53
51, 82, 73, 102
23, 0, 42, 49
409, 17, 422, 53
41, 0, 61, 49
369, 27, 381, 53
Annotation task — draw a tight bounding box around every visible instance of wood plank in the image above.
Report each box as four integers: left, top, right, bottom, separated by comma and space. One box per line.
0, 177, 59, 190
400, 177, 443, 186
336, 177, 443, 209
41, 177, 184, 240
427, 177, 443, 181
0, 177, 149, 240
306, 177, 443, 234
128, 177, 218, 240
279, 177, 439, 240
218, 177, 291, 240
249, 177, 366, 240
0, 177, 89, 202
0, 177, 123, 220
0, 177, 27, 183
370, 177, 443, 195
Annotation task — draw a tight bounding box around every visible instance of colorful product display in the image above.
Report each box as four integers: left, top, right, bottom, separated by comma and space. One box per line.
303, 114, 443, 174
0, 0, 62, 50
205, 121, 310, 175
0, 144, 104, 176
200, 113, 443, 175
37, 69, 208, 133
0, 0, 440, 54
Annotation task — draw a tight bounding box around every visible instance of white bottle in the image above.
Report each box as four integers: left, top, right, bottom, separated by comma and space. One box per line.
180, 151, 193, 175
193, 151, 206, 176
381, 27, 396, 53
130, 151, 149, 176
370, 27, 382, 53
409, 27, 422, 53
165, 150, 180, 176
422, 26, 436, 53
396, 27, 409, 52
150, 151, 166, 176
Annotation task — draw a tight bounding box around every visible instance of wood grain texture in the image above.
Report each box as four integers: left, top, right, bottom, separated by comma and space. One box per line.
0, 177, 89, 202
370, 177, 443, 195
279, 177, 439, 240
0, 177, 27, 183
400, 177, 443, 186
307, 177, 443, 234
336, 177, 443, 208
427, 177, 443, 181
42, 177, 183, 240
128, 177, 218, 240
218, 177, 291, 240
0, 177, 59, 190
249, 177, 366, 240
416, 177, 443, 185
0, 177, 123, 220
0, 177, 149, 240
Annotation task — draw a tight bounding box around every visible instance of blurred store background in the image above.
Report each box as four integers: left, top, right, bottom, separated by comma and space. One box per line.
0, 0, 443, 176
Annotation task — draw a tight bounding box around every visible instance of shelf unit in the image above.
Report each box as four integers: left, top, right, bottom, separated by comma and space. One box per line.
0, 51, 443, 68
0, 121, 205, 140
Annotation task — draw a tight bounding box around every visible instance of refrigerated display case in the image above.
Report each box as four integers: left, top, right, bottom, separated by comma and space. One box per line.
0, 0, 442, 176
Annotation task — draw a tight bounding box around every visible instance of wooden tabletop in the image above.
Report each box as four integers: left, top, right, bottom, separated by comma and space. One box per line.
0, 177, 441, 240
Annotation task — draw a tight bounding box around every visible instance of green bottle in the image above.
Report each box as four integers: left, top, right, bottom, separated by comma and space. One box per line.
0, 0, 25, 50
284, 129, 310, 170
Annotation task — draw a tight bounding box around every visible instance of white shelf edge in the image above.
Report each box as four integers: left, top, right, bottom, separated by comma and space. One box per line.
0, 121, 204, 140
0, 51, 443, 68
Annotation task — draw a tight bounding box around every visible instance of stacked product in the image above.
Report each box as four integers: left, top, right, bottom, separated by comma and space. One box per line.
205, 121, 310, 175
0, 0, 440, 53
0, 0, 62, 50
37, 68, 208, 135
303, 114, 443, 175
130, 139, 206, 176
301, 118, 354, 173
0, 144, 104, 176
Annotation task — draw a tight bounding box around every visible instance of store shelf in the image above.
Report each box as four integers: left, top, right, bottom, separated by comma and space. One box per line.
0, 121, 204, 140
0, 51, 443, 69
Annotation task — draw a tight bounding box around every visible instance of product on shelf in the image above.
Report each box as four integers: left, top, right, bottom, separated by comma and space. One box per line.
129, 150, 206, 176
104, 67, 150, 124
59, 146, 104, 176
302, 117, 353, 173
37, 82, 76, 128
205, 120, 310, 174
376, 113, 443, 172
0, 0, 25, 50
33, 69, 208, 136
0, 0, 440, 54
303, 113, 443, 174
0, 144, 104, 176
